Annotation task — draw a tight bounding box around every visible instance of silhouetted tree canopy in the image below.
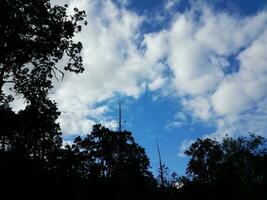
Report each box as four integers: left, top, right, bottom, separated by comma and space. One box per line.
179, 134, 267, 200
68, 125, 157, 199
0, 0, 86, 155
0, 1, 86, 198
0, 0, 86, 105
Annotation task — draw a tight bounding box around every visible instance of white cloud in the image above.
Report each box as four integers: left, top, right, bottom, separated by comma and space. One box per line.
8, 0, 267, 141
51, 0, 169, 134
161, 5, 267, 140
211, 28, 267, 117
183, 96, 212, 120
212, 79, 252, 116
167, 6, 267, 99
167, 14, 225, 96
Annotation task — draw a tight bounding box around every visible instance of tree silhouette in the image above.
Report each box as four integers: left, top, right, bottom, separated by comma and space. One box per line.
0, 0, 86, 102
0, 1, 86, 198
64, 124, 157, 199
185, 138, 223, 185
0, 0, 86, 153
179, 135, 267, 200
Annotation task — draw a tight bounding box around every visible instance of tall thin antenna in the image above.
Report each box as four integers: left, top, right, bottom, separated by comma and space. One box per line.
118, 100, 122, 133
156, 139, 164, 186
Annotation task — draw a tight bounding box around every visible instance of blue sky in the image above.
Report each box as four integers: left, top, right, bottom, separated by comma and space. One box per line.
44, 0, 267, 176
110, 0, 267, 175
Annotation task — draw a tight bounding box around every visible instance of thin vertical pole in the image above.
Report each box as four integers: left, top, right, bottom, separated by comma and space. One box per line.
156, 139, 164, 186
119, 101, 122, 133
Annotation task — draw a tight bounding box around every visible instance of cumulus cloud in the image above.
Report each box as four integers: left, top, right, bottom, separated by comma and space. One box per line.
50, 0, 169, 134
51, 1, 267, 138
9, 0, 267, 140
161, 5, 267, 139
168, 6, 267, 153
183, 96, 212, 120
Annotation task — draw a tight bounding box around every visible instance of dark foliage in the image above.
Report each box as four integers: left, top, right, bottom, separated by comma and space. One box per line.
178, 135, 267, 200
0, 0, 86, 105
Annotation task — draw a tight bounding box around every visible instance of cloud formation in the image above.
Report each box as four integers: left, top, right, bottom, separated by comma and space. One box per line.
12, 0, 267, 138
51, 0, 168, 134
164, 6, 267, 137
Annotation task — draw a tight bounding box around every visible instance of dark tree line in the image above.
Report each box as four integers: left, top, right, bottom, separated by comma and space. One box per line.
176, 135, 267, 200
1, 0, 267, 199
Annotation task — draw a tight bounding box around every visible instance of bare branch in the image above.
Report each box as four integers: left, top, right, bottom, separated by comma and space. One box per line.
53, 66, 65, 81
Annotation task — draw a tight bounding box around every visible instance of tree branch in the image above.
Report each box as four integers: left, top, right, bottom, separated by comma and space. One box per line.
54, 66, 65, 81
